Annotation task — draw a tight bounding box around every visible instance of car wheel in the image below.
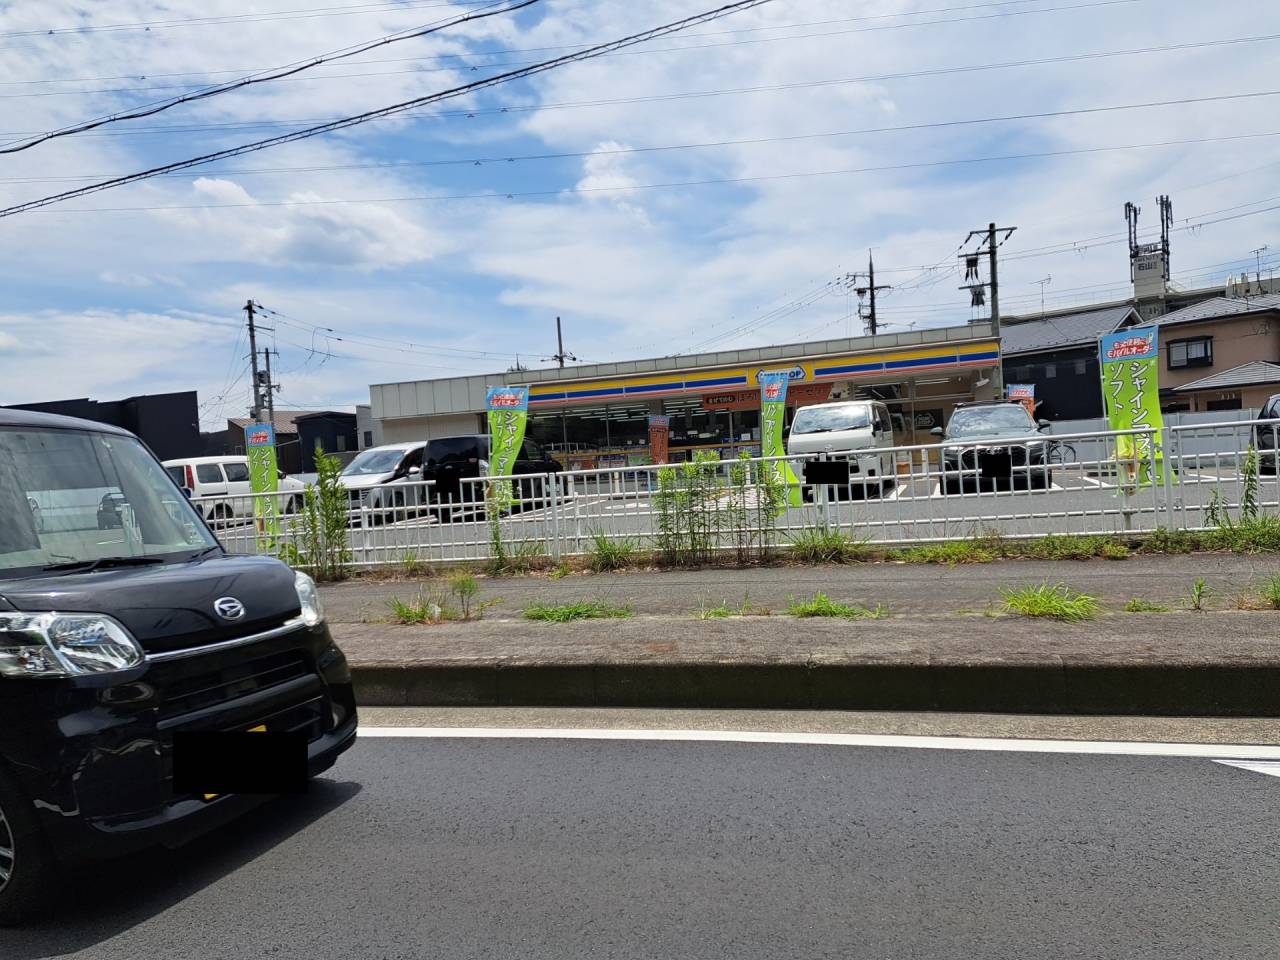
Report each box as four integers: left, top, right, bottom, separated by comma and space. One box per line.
0, 764, 59, 926
285, 496, 301, 515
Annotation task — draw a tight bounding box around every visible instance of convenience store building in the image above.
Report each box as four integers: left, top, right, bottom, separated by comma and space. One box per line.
368, 323, 1001, 469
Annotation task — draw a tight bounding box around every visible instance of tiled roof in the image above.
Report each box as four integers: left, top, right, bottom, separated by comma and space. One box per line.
228, 410, 312, 433
1173, 361, 1280, 393
1157, 293, 1280, 326
1000, 304, 1138, 355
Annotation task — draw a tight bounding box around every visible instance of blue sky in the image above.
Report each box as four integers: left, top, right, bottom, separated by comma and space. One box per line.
1, 0, 1278, 428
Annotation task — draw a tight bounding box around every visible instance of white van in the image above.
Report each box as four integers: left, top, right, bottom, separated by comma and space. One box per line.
786, 400, 896, 484
163, 456, 306, 523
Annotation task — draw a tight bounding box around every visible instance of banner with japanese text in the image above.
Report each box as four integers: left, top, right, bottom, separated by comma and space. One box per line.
486, 386, 529, 509
1007, 383, 1035, 419
1100, 327, 1165, 487
245, 422, 281, 543
647, 415, 670, 465
759, 371, 803, 507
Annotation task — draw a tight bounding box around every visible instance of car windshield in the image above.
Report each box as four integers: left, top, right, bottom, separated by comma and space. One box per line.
946, 405, 1037, 438
790, 405, 872, 434
426, 437, 486, 466
341, 449, 407, 476
0, 426, 216, 577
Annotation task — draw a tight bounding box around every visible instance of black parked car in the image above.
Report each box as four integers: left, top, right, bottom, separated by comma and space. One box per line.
424, 434, 565, 520
96, 491, 126, 529
933, 400, 1052, 494
0, 409, 357, 925
1255, 394, 1280, 475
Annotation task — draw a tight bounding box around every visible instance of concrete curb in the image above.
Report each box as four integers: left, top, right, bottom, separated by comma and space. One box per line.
350, 658, 1280, 716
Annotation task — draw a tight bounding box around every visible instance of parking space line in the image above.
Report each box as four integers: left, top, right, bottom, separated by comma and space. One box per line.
1075, 475, 1114, 488
1215, 760, 1280, 779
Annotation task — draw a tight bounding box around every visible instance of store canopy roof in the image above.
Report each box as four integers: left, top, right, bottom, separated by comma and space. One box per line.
1173, 361, 1280, 394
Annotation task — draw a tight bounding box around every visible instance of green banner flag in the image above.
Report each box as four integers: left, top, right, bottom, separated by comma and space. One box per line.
486, 386, 529, 510
1100, 326, 1165, 487
759, 371, 804, 508
245, 422, 281, 545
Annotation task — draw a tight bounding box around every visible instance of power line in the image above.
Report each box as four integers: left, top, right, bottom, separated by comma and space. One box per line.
8, 88, 1276, 186
0, 0, 500, 40
0, 0, 1144, 96
0, 0, 779, 219
26, 130, 1280, 215
259, 306, 533, 360
0, 0, 541, 156
5, 29, 1274, 143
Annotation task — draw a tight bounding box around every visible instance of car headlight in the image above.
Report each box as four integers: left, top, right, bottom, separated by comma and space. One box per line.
0, 612, 143, 678
294, 570, 325, 627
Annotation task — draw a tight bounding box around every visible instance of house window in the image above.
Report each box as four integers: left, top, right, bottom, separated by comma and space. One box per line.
1042, 363, 1057, 379
1168, 336, 1213, 369
1074, 359, 1088, 375
363, 431, 373, 448
336, 435, 347, 452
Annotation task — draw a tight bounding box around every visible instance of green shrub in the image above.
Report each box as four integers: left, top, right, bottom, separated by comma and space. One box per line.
897, 540, 998, 565
1000, 582, 1099, 622
1263, 576, 1280, 610
1140, 528, 1199, 555
277, 451, 352, 581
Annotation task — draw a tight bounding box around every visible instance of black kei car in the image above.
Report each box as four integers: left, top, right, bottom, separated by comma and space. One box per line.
1255, 394, 1280, 475
423, 434, 565, 520
0, 409, 357, 925
932, 400, 1053, 494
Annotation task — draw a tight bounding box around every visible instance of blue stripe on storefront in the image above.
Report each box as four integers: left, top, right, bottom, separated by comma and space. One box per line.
684, 375, 749, 388
625, 382, 684, 394
814, 361, 884, 376
885, 354, 960, 370
562, 386, 627, 399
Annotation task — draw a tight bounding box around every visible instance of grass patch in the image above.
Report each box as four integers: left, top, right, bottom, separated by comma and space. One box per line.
1139, 528, 1198, 555
548, 561, 572, 580
1263, 575, 1280, 610
388, 572, 492, 624
1000, 582, 1100, 622
787, 527, 867, 564
694, 593, 769, 619
1201, 516, 1280, 554
786, 592, 886, 619
1123, 597, 1168, 613
524, 599, 634, 623
388, 591, 453, 625
586, 531, 637, 572
889, 539, 999, 565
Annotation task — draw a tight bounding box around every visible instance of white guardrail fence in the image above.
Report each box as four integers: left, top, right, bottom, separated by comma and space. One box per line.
196, 417, 1280, 569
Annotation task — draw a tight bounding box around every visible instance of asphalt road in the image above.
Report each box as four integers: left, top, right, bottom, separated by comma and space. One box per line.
11, 732, 1279, 960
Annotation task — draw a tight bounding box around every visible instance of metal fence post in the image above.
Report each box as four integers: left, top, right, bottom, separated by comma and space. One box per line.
548, 472, 562, 562
1159, 424, 1175, 530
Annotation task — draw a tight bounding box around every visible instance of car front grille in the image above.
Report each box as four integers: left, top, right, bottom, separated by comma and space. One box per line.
157, 649, 312, 722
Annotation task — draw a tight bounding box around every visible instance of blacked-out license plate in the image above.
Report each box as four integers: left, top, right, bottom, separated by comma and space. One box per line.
173, 728, 308, 798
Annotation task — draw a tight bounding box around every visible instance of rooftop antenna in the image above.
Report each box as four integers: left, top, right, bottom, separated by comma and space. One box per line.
1035, 275, 1052, 317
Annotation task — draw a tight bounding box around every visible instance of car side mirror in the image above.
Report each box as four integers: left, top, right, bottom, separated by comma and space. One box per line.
407, 465, 421, 475
1037, 419, 1051, 430
930, 427, 943, 437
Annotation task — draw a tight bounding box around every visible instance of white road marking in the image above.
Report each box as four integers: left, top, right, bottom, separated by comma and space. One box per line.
1214, 759, 1280, 778
1075, 475, 1114, 489
358, 726, 1280, 760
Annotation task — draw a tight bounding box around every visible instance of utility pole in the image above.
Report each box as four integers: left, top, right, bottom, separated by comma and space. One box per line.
548, 316, 577, 368
854, 249, 891, 337
245, 300, 263, 421
959, 222, 1016, 396
262, 347, 278, 424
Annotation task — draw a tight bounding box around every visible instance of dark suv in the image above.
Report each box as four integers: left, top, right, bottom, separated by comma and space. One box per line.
1255, 394, 1280, 475
0, 409, 357, 924
933, 400, 1052, 494
424, 434, 564, 518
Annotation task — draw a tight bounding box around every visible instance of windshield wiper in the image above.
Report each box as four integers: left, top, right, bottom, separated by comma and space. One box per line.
41, 555, 168, 574
189, 545, 223, 561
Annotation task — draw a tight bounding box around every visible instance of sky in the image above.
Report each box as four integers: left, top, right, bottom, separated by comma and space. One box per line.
1, 0, 1278, 429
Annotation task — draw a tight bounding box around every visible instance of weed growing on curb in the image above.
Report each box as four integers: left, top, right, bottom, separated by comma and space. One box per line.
524, 599, 634, 622
786, 592, 886, 619
587, 531, 637, 572
447, 572, 480, 620
1184, 577, 1212, 612
1263, 576, 1280, 610
1000, 582, 1100, 622
695, 601, 735, 619
788, 527, 867, 564
549, 561, 571, 580
388, 591, 452, 625
1123, 597, 1168, 613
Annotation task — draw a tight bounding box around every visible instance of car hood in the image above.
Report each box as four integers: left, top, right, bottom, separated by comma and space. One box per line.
0, 553, 300, 655
338, 473, 392, 489
944, 431, 1045, 447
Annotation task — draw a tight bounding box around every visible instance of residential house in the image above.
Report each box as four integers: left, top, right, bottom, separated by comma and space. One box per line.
295, 411, 358, 472
999, 304, 1140, 420
226, 410, 313, 475
1155, 293, 1280, 413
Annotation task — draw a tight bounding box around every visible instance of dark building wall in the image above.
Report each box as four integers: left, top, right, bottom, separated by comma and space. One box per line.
1003, 346, 1104, 421
297, 414, 358, 472
9, 392, 201, 459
